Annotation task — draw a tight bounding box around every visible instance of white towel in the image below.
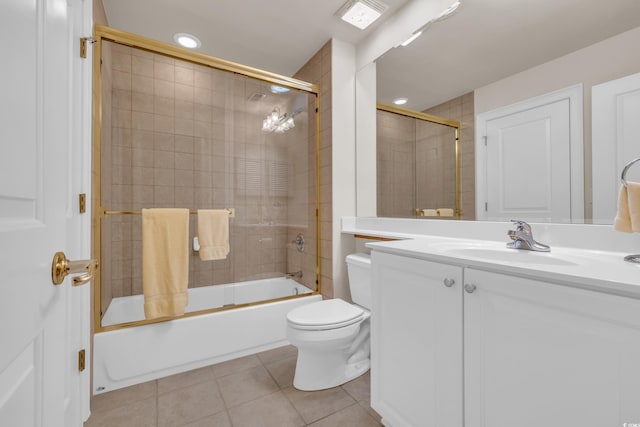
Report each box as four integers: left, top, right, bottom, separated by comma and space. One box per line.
422, 209, 438, 217
614, 182, 640, 233
142, 208, 190, 320
197, 209, 230, 260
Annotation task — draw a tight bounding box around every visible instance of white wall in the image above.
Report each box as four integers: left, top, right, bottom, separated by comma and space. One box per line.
355, 62, 377, 217
475, 26, 640, 218
331, 38, 357, 300
475, 27, 640, 114
356, 0, 458, 69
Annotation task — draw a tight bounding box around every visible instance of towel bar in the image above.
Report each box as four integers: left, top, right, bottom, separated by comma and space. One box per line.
621, 157, 640, 187
103, 208, 235, 218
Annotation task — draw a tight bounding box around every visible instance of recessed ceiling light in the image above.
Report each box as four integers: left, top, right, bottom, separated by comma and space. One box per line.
173, 33, 201, 49
270, 85, 291, 94
393, 97, 408, 105
336, 0, 388, 30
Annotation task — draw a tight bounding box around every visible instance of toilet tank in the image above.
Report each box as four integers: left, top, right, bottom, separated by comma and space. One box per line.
345, 253, 372, 310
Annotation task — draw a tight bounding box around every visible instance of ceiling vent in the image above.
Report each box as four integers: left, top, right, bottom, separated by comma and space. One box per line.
335, 0, 388, 30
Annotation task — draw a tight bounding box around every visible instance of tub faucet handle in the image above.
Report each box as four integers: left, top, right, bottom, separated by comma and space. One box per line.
286, 270, 303, 279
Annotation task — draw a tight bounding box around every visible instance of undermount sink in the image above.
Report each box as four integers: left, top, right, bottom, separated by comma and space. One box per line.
443, 247, 579, 266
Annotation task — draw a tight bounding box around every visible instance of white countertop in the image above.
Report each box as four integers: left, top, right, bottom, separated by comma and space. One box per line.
366, 236, 640, 298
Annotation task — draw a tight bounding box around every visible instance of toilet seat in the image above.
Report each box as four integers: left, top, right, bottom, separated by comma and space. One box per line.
287, 299, 364, 331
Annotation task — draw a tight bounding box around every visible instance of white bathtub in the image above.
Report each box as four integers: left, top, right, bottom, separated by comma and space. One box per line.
93, 277, 321, 394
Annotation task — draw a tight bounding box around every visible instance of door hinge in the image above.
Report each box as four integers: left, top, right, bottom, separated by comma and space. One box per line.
485, 202, 488, 212
80, 37, 96, 59
79, 193, 86, 214
482, 136, 488, 146
78, 349, 86, 372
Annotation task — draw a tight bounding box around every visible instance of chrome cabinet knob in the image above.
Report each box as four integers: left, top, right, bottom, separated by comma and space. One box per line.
443, 278, 455, 287
464, 283, 477, 293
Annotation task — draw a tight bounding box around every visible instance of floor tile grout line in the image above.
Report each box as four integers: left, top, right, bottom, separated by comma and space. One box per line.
154, 379, 159, 427
280, 386, 309, 426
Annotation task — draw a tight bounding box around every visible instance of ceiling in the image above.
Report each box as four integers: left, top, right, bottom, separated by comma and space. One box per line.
102, 0, 640, 111
377, 0, 640, 110
101, 0, 409, 76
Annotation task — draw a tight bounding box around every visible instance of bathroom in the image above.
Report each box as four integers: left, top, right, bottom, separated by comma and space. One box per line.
2, 0, 640, 426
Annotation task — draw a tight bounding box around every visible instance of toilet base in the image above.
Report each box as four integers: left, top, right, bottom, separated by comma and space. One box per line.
292, 348, 370, 391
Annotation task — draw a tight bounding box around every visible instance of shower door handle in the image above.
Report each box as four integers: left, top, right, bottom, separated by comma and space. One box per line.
51, 251, 97, 286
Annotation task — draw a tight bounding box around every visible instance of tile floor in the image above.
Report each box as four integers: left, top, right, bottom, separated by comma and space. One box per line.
84, 345, 382, 427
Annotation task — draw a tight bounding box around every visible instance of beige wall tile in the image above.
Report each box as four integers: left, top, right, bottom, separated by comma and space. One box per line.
131, 111, 154, 131
154, 61, 174, 82
154, 96, 174, 117
131, 74, 153, 95
102, 42, 325, 306
132, 56, 154, 77
131, 92, 153, 113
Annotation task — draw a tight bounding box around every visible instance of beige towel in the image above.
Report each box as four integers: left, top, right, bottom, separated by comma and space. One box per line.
437, 208, 454, 217
614, 182, 640, 233
197, 209, 230, 260
142, 208, 189, 320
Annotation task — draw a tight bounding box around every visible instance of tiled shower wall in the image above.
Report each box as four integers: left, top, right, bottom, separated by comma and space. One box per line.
99, 41, 318, 317
377, 111, 415, 218
425, 92, 475, 221
376, 92, 475, 221
294, 40, 333, 299
414, 120, 457, 213
376, 111, 457, 217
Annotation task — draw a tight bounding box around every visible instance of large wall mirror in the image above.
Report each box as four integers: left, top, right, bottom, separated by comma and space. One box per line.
370, 0, 640, 224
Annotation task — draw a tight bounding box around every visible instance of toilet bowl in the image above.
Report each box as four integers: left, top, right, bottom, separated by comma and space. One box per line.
286, 253, 372, 391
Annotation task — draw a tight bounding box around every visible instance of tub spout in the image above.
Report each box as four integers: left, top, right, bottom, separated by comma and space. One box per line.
286, 270, 303, 279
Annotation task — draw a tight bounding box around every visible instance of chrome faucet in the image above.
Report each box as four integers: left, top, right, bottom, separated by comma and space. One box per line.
286, 270, 303, 279
506, 220, 550, 252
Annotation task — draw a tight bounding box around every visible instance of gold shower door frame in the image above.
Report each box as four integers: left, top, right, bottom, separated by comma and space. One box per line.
376, 102, 461, 219
92, 26, 321, 332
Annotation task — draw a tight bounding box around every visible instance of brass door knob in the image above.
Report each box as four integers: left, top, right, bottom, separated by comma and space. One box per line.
51, 251, 97, 286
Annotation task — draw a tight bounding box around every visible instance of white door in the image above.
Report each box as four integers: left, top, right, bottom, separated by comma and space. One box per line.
464, 269, 640, 427
476, 85, 583, 222
0, 1, 91, 426
592, 72, 640, 224
371, 251, 463, 427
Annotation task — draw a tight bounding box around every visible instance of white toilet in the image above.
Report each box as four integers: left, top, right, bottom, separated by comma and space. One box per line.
286, 253, 372, 391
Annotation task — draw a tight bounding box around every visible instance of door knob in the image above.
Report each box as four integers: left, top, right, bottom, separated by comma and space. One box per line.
443, 278, 455, 287
51, 251, 97, 286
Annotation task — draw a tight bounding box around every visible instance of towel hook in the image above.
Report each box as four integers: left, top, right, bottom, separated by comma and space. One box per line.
621, 157, 640, 187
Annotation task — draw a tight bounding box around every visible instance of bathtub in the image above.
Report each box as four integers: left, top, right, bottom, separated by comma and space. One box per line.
93, 277, 321, 394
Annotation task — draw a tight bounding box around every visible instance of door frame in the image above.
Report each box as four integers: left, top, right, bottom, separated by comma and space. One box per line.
69, 0, 93, 421
475, 84, 584, 222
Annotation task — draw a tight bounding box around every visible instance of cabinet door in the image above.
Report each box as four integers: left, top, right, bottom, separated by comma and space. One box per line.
464, 268, 640, 427
371, 251, 463, 427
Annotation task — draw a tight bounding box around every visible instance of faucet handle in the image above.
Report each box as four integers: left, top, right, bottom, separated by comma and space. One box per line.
510, 219, 531, 233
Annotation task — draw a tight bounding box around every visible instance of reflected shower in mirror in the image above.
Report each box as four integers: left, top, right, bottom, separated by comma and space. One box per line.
377, 104, 463, 219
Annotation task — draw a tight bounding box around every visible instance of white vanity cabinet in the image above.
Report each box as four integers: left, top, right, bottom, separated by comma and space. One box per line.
371, 251, 640, 427
371, 251, 463, 427
464, 268, 640, 427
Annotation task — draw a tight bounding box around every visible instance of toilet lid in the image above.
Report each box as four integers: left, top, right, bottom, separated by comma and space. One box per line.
287, 299, 364, 330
